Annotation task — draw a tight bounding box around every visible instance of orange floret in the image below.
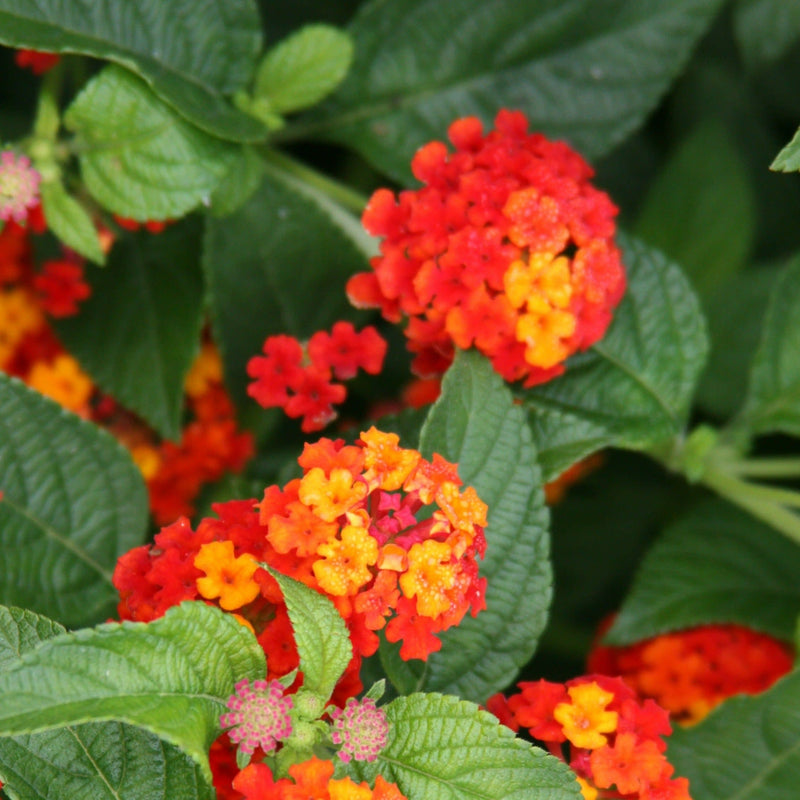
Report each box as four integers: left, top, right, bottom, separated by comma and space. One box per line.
360, 427, 421, 491
299, 467, 368, 522
314, 524, 379, 596
194, 540, 260, 611
26, 353, 93, 413
553, 682, 619, 749
399, 540, 457, 618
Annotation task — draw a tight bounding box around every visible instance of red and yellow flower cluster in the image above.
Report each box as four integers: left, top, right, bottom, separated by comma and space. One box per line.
247, 321, 387, 432
587, 621, 794, 725
489, 675, 691, 800
347, 109, 625, 386
234, 756, 406, 800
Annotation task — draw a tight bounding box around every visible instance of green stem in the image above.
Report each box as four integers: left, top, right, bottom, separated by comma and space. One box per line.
728, 456, 800, 479
258, 147, 369, 214
701, 467, 800, 546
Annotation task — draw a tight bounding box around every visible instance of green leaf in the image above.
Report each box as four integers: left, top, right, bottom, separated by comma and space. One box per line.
253, 24, 354, 115
0, 602, 264, 782
39, 181, 106, 265
347, 693, 581, 800
266, 569, 352, 703
605, 499, 800, 645
668, 670, 800, 800
635, 119, 755, 298
208, 145, 264, 218
56, 219, 205, 441
0, 0, 266, 142
383, 350, 552, 703
0, 606, 213, 800
771, 127, 800, 172
739, 252, 800, 436
203, 170, 366, 406
298, 0, 725, 183
734, 0, 800, 67
65, 66, 238, 221
524, 233, 709, 482
0, 374, 148, 628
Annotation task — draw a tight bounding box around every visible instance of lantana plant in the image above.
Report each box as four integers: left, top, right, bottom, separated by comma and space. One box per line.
2, 2, 800, 800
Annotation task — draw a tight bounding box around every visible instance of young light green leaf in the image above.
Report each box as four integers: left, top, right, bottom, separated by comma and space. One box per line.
738, 252, 800, 436
0, 374, 148, 627
346, 693, 581, 800
524, 233, 709, 482
668, 670, 800, 800
297, 0, 725, 183
39, 181, 105, 265
203, 171, 367, 406
0, 0, 266, 142
770, 127, 800, 172
253, 25, 354, 115
266, 569, 352, 704
605, 499, 800, 645
635, 120, 755, 298
0, 606, 214, 800
734, 0, 800, 67
0, 602, 264, 782
56, 219, 205, 441
65, 66, 238, 221
382, 349, 552, 703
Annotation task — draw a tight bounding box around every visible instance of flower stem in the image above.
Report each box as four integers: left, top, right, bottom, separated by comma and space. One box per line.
728, 456, 800, 479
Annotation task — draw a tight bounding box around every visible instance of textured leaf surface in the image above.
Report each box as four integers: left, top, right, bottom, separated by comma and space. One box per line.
56, 220, 204, 441
383, 350, 551, 702
668, 670, 800, 800
605, 500, 800, 645
299, 0, 725, 183
734, 0, 800, 67
39, 181, 105, 265
739, 252, 800, 436
65, 66, 238, 221
0, 374, 148, 627
0, 0, 265, 141
0, 602, 264, 782
347, 693, 581, 800
524, 234, 709, 481
0, 606, 213, 800
771, 128, 800, 172
268, 570, 351, 703
203, 170, 365, 405
635, 120, 755, 298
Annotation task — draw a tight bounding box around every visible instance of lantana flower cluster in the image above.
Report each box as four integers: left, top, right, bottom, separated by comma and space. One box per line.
247, 321, 387, 432
587, 621, 794, 724
347, 109, 625, 386
488, 675, 692, 800
0, 149, 41, 225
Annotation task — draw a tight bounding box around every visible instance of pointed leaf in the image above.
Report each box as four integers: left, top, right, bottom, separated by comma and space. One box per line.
0, 374, 148, 627
739, 252, 800, 436
56, 219, 205, 441
605, 500, 800, 645
0, 0, 266, 142
771, 128, 800, 172
347, 693, 581, 800
39, 181, 105, 265
668, 670, 800, 800
0, 602, 264, 782
0, 606, 213, 800
382, 350, 551, 702
65, 66, 238, 221
524, 234, 709, 481
267, 569, 352, 703
299, 0, 725, 183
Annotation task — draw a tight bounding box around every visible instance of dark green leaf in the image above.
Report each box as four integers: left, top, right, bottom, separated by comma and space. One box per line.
297, 0, 725, 183
605, 499, 800, 645
0, 374, 148, 627
524, 234, 709, 482
668, 670, 800, 800
771, 128, 800, 172
635, 120, 755, 298
383, 350, 552, 702
0, 606, 213, 800
0, 0, 266, 142
56, 219, 205, 441
267, 570, 352, 703
739, 252, 800, 436
734, 0, 800, 67
347, 693, 581, 800
203, 169, 367, 406
39, 181, 105, 265
0, 602, 264, 782
65, 66, 238, 221
208, 146, 264, 218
